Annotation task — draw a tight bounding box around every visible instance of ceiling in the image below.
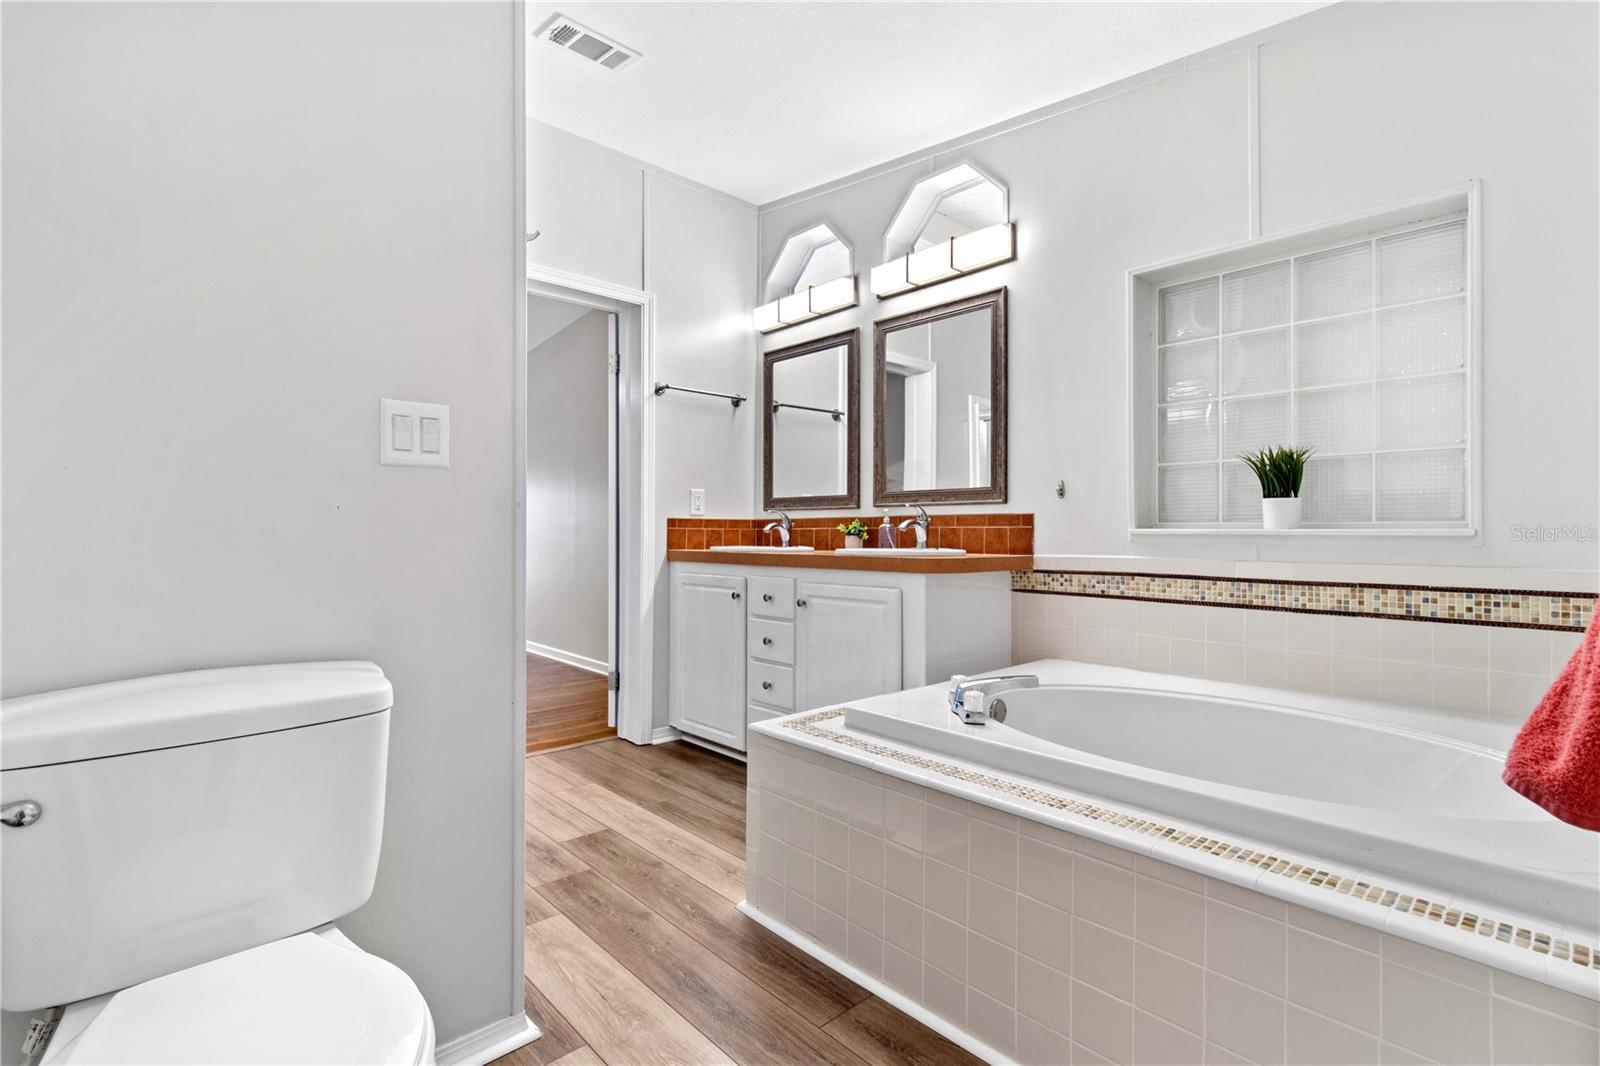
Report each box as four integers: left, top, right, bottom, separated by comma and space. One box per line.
526, 1, 1330, 205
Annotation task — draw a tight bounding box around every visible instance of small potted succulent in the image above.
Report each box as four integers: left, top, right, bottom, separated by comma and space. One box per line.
837, 518, 871, 550
1239, 446, 1313, 530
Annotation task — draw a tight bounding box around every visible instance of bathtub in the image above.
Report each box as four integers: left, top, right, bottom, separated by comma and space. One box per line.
840, 659, 1600, 934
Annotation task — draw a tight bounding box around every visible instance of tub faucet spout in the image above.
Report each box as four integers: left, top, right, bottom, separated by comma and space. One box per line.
949, 673, 1038, 724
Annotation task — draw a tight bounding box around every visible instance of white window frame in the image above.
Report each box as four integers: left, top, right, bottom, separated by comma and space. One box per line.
1126, 182, 1481, 537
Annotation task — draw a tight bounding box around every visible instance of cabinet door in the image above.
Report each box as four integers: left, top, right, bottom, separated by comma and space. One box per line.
669, 570, 747, 750
795, 582, 903, 712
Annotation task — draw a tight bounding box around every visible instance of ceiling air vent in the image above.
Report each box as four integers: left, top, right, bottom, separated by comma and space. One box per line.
535, 13, 641, 72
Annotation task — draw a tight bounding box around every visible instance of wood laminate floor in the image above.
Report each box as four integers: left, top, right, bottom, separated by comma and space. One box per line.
492, 738, 983, 1066
527, 654, 615, 754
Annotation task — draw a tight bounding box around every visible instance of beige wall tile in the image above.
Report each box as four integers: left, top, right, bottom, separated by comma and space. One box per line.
1073, 979, 1134, 1065
1380, 961, 1491, 1065
926, 804, 970, 868
968, 987, 1018, 1059
884, 840, 922, 903
848, 827, 885, 886
1134, 942, 1204, 1036
1206, 971, 1286, 1065
1287, 928, 1380, 1033
846, 921, 883, 978
1492, 970, 1600, 1029
1383, 935, 1492, 991
884, 889, 921, 955
971, 818, 1020, 888
1016, 954, 1072, 1034
1073, 917, 1134, 1000
925, 857, 968, 924
848, 875, 884, 936
815, 813, 848, 869
1492, 994, 1600, 1065
1014, 896, 1072, 974
883, 789, 924, 851
1287, 1004, 1380, 1066
1017, 1015, 1073, 1066
1135, 1008, 1205, 1066
884, 941, 922, 1000
969, 929, 1017, 1005
924, 960, 967, 1026
1137, 876, 1206, 963
971, 872, 1019, 947
1206, 899, 1287, 996
924, 910, 966, 980
1019, 835, 1075, 911
1075, 855, 1137, 934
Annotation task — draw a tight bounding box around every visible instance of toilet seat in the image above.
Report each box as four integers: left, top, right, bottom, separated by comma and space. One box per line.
42, 929, 434, 1065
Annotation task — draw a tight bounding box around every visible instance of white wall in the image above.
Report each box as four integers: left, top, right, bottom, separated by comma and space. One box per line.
526, 121, 758, 729
527, 306, 610, 666
2, 1, 522, 1053
757, 2, 1599, 578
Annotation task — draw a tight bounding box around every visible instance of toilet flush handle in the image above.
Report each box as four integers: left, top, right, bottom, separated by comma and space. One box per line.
0, 800, 42, 827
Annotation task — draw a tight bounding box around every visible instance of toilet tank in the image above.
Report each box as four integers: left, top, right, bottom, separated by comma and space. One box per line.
0, 662, 393, 1012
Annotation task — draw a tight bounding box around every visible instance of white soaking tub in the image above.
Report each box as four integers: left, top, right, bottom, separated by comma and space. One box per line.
841, 659, 1600, 934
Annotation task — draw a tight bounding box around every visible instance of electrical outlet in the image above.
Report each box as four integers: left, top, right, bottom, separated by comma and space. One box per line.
689, 488, 706, 516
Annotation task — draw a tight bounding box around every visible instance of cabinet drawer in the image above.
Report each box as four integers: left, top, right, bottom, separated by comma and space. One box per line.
747, 618, 794, 664
747, 661, 795, 710
747, 575, 796, 620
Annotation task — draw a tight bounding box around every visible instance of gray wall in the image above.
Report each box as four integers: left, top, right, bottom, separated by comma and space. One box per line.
527, 307, 611, 666
2, 0, 521, 1052
756, 1, 1600, 574
526, 119, 758, 731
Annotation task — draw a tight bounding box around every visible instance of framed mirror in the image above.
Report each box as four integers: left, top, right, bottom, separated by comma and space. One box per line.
873, 288, 1007, 505
763, 328, 860, 509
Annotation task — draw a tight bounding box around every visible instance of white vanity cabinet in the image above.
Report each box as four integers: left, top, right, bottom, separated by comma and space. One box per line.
667, 570, 748, 749
669, 561, 1010, 753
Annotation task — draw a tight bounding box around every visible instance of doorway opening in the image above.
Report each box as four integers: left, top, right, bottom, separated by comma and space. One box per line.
524, 292, 620, 752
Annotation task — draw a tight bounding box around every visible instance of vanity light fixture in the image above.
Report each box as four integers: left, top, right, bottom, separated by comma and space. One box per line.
753, 275, 859, 333
870, 222, 1017, 297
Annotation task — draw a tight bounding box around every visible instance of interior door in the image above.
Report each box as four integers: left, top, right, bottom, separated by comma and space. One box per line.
669, 570, 748, 749
795, 582, 903, 711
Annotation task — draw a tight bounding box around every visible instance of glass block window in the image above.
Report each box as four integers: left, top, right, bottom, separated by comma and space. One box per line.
1153, 217, 1470, 527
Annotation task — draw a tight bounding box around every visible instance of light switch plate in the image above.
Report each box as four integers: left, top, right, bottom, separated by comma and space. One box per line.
381, 399, 449, 467
689, 488, 706, 516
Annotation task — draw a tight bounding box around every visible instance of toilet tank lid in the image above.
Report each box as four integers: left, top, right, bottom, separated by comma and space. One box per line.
1, 662, 393, 770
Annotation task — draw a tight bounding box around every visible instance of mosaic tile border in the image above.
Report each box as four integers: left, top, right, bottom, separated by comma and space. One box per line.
773, 708, 1600, 982
1012, 569, 1595, 632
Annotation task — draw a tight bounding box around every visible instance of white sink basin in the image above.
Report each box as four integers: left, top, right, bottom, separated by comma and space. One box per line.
833, 547, 967, 557
707, 545, 815, 553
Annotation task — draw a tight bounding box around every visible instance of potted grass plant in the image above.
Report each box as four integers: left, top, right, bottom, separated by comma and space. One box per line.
837, 518, 871, 550
1239, 446, 1313, 530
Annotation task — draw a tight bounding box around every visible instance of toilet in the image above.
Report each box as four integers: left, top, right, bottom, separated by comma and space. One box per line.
0, 662, 435, 1064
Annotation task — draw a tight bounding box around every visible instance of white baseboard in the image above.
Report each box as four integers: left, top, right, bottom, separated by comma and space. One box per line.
737, 901, 1006, 1065
434, 1012, 541, 1066
649, 725, 682, 745
525, 641, 607, 675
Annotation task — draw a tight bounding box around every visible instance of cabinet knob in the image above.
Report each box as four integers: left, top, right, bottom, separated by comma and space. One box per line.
731, 592, 741, 600
762, 636, 773, 646
796, 599, 807, 607
762, 593, 773, 602
762, 681, 773, 690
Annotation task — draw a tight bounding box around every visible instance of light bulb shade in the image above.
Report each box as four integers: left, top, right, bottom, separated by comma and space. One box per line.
906, 241, 958, 285
777, 291, 811, 323
752, 301, 782, 333
808, 275, 856, 313
870, 258, 915, 297
951, 222, 1015, 271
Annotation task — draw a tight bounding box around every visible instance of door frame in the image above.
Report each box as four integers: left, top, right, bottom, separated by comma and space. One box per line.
519, 264, 657, 747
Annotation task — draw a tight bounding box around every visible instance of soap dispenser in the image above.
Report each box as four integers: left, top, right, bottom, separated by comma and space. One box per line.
877, 509, 898, 549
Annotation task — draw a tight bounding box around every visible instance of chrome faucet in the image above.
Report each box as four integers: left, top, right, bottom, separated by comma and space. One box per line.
949, 673, 1039, 724
897, 506, 931, 549
762, 509, 792, 547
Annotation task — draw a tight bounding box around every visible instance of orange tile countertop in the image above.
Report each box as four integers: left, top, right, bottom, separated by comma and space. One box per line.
665, 512, 1033, 573
666, 548, 1031, 574
668, 512, 1033, 554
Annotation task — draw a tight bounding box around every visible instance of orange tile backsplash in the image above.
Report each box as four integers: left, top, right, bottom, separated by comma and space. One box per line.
665, 513, 1033, 555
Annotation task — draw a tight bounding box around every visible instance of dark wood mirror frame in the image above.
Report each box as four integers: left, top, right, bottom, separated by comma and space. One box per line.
873, 287, 1008, 506
763, 328, 860, 510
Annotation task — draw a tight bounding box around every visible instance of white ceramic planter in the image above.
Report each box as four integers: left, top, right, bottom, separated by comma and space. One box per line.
843, 535, 864, 550
1262, 497, 1303, 530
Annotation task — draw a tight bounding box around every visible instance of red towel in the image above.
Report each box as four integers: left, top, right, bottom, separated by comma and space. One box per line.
1503, 611, 1600, 832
